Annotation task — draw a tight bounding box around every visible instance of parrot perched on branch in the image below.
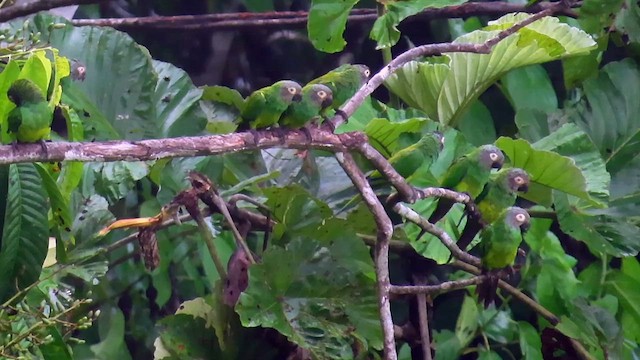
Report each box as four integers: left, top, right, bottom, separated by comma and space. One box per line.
426, 145, 505, 223
307, 64, 370, 113
279, 84, 333, 129
456, 167, 530, 251
236, 80, 302, 130
476, 206, 530, 307
369, 132, 444, 181
6, 78, 53, 150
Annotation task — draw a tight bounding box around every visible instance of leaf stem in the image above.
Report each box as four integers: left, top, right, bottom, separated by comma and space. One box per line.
377, 3, 400, 108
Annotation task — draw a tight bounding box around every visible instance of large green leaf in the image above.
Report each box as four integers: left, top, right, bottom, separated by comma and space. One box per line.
152, 60, 206, 138
307, 0, 359, 53
568, 59, 640, 174
370, 0, 464, 49
385, 13, 596, 125
18, 14, 158, 140
496, 137, 594, 206
555, 192, 640, 257
518, 321, 543, 360
0, 164, 50, 301
533, 123, 610, 204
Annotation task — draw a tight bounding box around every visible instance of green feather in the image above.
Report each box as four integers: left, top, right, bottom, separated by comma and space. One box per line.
280, 84, 333, 128
370, 132, 443, 180
307, 64, 370, 111
6, 79, 52, 143
427, 144, 505, 224
476, 206, 530, 307
237, 80, 302, 129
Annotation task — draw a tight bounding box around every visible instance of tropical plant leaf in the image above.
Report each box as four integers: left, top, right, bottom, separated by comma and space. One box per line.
371, 0, 464, 49
17, 14, 159, 140
307, 0, 359, 53
0, 164, 50, 301
568, 59, 640, 174
555, 192, 640, 257
385, 13, 596, 125
495, 137, 594, 206
152, 60, 206, 138
533, 123, 610, 204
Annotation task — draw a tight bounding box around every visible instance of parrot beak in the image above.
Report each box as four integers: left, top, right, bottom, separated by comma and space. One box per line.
323, 95, 334, 108
434, 131, 445, 151
520, 222, 530, 233
492, 161, 503, 170
292, 93, 302, 102
518, 184, 529, 193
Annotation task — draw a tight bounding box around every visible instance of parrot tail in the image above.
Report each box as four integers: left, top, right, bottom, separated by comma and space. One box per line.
456, 215, 483, 252
476, 270, 500, 308
428, 198, 454, 224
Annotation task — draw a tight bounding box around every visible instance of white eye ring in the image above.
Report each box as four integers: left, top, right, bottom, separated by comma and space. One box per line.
489, 152, 499, 161
515, 213, 527, 222
515, 176, 523, 184
364, 69, 371, 77
317, 90, 326, 98
288, 87, 297, 94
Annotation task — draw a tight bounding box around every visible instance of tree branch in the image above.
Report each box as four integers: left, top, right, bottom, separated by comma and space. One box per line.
390, 277, 483, 295
334, 152, 397, 360
328, 3, 568, 129
66, 2, 577, 31
0, 128, 351, 164
0, 0, 102, 22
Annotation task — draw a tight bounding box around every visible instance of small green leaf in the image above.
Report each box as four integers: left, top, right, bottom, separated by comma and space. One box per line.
478, 349, 503, 360
307, 0, 359, 53
371, 0, 464, 49
518, 321, 543, 360
432, 330, 463, 360
455, 296, 479, 348
615, 0, 640, 44
90, 307, 132, 360
607, 270, 640, 336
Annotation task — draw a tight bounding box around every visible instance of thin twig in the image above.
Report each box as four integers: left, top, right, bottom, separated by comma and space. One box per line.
66, 2, 578, 31
452, 260, 559, 325
328, 4, 566, 129
390, 277, 483, 295
412, 274, 433, 360
392, 202, 480, 267
334, 152, 397, 360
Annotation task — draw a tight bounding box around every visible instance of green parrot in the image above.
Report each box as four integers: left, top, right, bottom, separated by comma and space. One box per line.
237, 80, 302, 130
426, 145, 505, 223
279, 84, 333, 128
6, 78, 53, 147
307, 64, 370, 113
369, 132, 444, 181
456, 168, 530, 251
476, 206, 530, 307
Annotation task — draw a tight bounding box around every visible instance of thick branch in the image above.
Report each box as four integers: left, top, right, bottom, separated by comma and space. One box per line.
335, 152, 397, 360
0, 0, 102, 22
0, 128, 351, 164
329, 3, 566, 128
67, 2, 576, 31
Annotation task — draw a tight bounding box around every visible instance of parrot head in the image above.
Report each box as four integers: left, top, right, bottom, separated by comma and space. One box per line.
505, 168, 530, 193
478, 145, 504, 170
307, 84, 333, 109
506, 206, 530, 232
275, 80, 303, 103
432, 131, 445, 151
354, 64, 371, 83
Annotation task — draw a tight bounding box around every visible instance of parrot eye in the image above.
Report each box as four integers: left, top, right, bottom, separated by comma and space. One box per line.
364, 69, 371, 77
489, 152, 499, 161
287, 87, 297, 94
515, 213, 527, 223
514, 176, 523, 184
317, 90, 327, 98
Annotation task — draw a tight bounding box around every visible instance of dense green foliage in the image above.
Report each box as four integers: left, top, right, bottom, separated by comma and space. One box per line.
0, 0, 639, 358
